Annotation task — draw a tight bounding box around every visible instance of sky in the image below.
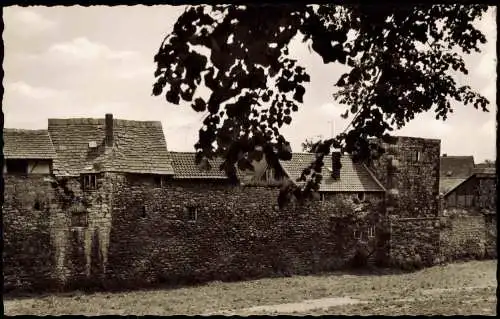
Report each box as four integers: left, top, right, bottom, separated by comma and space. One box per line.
2, 5, 497, 163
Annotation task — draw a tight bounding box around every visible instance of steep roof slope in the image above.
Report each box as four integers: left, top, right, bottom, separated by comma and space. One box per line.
439, 178, 467, 195
47, 118, 174, 176
3, 129, 56, 159
440, 156, 475, 178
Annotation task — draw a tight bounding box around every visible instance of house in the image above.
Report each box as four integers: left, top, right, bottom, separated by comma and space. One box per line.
439, 154, 496, 213
439, 155, 475, 195
278, 153, 386, 202
169, 151, 386, 202
441, 166, 496, 213
3, 129, 56, 174
47, 114, 174, 178
438, 155, 496, 260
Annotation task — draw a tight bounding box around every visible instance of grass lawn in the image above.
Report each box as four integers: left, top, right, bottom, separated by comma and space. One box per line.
4, 260, 497, 316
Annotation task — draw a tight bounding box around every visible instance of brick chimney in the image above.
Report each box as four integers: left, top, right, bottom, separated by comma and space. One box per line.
105, 113, 114, 147
442, 153, 447, 157
331, 151, 342, 180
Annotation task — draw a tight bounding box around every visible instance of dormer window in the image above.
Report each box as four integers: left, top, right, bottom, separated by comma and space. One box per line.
6, 159, 28, 174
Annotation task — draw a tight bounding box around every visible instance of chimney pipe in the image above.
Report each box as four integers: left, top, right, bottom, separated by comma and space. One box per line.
442, 153, 447, 157
331, 151, 342, 180
105, 113, 114, 147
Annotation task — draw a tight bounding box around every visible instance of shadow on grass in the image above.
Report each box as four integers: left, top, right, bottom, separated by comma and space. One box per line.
2, 266, 412, 301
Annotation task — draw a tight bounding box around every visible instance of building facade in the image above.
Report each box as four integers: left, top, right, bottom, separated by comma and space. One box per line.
3, 114, 493, 294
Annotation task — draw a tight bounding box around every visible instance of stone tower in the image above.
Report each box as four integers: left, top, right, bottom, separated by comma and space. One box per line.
368, 136, 441, 217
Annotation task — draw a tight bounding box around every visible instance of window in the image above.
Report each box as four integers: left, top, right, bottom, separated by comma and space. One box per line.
265, 168, 274, 182
82, 174, 97, 190
448, 194, 456, 207
185, 206, 198, 222
141, 205, 147, 218
367, 226, 375, 238
71, 211, 88, 227
154, 175, 168, 188
464, 194, 474, 207
353, 230, 362, 240
410, 151, 421, 163
320, 193, 325, 202
357, 192, 365, 202
6, 159, 28, 174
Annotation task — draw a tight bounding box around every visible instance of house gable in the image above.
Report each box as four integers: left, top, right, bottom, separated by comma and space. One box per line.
3, 129, 56, 175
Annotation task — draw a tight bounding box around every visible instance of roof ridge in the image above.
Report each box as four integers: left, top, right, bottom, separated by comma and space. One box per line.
441, 155, 474, 158
48, 118, 162, 127
3, 128, 49, 133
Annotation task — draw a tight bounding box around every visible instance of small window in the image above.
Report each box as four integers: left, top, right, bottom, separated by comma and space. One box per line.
82, 174, 97, 190
141, 205, 147, 218
410, 150, 421, 163
464, 194, 474, 207
6, 159, 28, 174
357, 192, 365, 202
34, 199, 41, 210
367, 226, 375, 238
154, 175, 168, 188
265, 168, 274, 182
353, 230, 362, 240
320, 193, 325, 202
185, 206, 198, 222
71, 211, 88, 227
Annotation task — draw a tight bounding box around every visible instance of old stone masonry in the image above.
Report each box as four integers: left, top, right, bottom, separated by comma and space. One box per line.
2, 114, 496, 293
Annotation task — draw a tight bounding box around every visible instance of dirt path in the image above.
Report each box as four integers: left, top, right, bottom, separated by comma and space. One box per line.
209, 284, 496, 315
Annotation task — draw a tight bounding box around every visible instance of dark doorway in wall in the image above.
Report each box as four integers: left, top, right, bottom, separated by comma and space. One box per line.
6, 159, 28, 174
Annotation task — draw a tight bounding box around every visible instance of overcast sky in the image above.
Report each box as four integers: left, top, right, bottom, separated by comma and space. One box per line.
2, 5, 497, 162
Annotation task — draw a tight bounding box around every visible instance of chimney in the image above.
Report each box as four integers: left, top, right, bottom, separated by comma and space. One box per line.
331, 151, 342, 180
105, 113, 114, 147
442, 154, 447, 157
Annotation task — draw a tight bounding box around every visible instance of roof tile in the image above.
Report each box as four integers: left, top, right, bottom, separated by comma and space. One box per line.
3, 129, 56, 159
279, 153, 385, 192
48, 117, 174, 176
440, 156, 475, 178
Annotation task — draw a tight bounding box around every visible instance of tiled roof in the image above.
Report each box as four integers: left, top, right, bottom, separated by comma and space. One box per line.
279, 153, 386, 192
169, 152, 228, 179
47, 118, 174, 176
439, 178, 467, 195
475, 162, 495, 169
3, 129, 56, 159
473, 167, 496, 175
440, 156, 475, 178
